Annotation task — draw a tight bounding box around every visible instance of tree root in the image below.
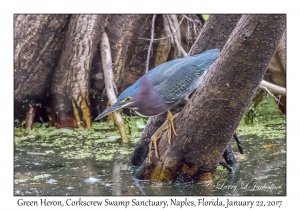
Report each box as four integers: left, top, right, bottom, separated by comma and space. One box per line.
100, 31, 129, 143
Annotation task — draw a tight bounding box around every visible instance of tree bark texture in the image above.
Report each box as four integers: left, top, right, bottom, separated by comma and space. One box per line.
265, 29, 286, 114
131, 14, 242, 167
51, 15, 101, 128
135, 15, 286, 183
14, 14, 70, 121
99, 15, 164, 90
189, 14, 242, 54
266, 29, 286, 88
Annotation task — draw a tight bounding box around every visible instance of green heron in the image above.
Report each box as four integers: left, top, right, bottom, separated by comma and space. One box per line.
95, 49, 220, 162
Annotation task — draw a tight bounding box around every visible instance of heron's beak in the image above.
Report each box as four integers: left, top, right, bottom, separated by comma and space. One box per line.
94, 101, 133, 121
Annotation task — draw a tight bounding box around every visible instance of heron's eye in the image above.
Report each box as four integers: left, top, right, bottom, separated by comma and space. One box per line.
121, 97, 132, 103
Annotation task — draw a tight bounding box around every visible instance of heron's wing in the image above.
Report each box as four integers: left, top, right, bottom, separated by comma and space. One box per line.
151, 49, 220, 102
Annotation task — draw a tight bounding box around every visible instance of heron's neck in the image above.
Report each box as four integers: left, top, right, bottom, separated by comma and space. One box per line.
133, 77, 176, 117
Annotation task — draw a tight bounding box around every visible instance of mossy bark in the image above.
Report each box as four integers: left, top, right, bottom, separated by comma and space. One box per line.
135, 14, 286, 183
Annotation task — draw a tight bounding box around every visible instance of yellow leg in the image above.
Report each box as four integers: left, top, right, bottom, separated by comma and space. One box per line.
147, 111, 179, 163
167, 110, 178, 144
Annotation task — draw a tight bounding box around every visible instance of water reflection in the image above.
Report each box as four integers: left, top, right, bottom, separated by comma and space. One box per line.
112, 160, 122, 195
14, 136, 286, 196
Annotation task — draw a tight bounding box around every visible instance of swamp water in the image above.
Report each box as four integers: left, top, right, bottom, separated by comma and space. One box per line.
14, 97, 286, 196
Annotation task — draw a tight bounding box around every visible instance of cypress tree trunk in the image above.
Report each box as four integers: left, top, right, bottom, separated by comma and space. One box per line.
51, 15, 101, 128
14, 14, 70, 126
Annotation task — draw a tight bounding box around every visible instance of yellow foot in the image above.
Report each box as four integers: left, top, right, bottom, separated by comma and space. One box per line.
147, 111, 179, 163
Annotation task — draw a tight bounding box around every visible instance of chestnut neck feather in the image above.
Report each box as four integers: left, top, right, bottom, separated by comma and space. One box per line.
131, 77, 176, 117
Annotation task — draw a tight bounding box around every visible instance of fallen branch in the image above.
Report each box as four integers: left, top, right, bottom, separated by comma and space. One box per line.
100, 31, 129, 144
259, 79, 286, 96
145, 15, 156, 73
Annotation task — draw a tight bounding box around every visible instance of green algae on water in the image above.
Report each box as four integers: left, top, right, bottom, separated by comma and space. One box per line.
238, 95, 286, 139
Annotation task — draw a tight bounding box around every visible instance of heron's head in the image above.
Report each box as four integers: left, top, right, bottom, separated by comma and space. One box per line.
94, 79, 142, 121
